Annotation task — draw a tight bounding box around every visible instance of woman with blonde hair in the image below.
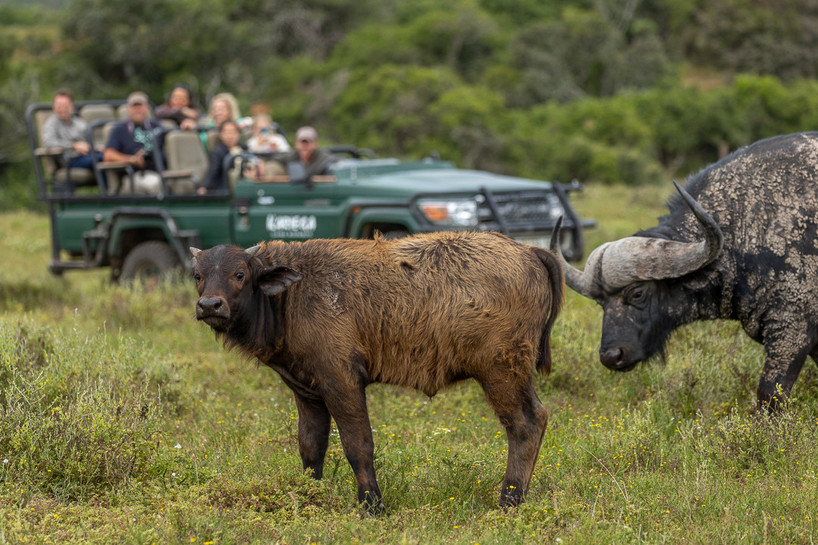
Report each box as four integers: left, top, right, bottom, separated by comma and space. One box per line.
200, 92, 250, 151
207, 93, 241, 124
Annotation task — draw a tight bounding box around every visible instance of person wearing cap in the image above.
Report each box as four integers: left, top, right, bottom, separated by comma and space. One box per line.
102, 91, 164, 194
287, 126, 334, 182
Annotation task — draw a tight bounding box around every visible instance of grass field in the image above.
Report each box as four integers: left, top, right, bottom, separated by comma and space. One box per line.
2, 183, 818, 544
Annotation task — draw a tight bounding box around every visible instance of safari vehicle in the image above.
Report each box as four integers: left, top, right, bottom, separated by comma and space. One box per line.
26, 100, 595, 282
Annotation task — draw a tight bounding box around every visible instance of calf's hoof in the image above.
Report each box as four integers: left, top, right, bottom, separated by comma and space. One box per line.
499, 484, 526, 510
360, 491, 385, 515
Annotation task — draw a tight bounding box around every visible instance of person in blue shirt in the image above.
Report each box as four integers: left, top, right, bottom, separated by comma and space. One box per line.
103, 91, 164, 194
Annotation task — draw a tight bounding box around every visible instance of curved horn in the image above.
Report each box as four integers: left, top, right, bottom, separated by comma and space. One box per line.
596, 180, 723, 289
550, 216, 604, 298
553, 181, 724, 295
672, 179, 723, 266
245, 245, 261, 255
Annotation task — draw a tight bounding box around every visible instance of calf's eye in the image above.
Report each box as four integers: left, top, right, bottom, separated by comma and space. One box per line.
236, 272, 245, 281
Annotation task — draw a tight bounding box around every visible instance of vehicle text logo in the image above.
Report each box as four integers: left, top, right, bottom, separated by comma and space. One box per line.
265, 214, 317, 238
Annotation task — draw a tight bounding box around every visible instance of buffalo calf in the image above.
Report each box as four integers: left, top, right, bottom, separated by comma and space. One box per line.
192, 231, 564, 511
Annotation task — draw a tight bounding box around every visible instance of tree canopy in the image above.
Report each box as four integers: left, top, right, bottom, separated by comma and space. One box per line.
3, 0, 818, 207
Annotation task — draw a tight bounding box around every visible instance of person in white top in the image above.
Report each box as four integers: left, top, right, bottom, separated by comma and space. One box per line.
246, 113, 290, 154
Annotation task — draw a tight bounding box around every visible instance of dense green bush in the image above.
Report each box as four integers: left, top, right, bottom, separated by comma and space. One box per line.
5, 0, 818, 210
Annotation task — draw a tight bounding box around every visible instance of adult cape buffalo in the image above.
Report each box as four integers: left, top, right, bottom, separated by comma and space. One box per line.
552, 131, 818, 410
191, 231, 564, 512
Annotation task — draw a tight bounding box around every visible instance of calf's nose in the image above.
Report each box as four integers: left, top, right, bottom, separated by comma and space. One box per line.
197, 296, 226, 318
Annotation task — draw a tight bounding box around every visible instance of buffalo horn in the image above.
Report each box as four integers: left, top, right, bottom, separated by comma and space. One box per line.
551, 181, 723, 297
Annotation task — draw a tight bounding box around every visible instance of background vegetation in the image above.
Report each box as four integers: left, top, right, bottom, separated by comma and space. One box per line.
4, 0, 818, 209
3, 185, 818, 544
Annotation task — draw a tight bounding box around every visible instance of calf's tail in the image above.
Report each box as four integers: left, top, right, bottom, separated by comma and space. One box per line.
532, 246, 565, 375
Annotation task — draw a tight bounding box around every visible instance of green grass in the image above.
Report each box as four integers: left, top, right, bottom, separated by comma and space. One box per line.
2, 187, 818, 544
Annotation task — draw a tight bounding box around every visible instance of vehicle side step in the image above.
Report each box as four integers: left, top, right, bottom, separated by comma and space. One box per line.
82, 228, 107, 265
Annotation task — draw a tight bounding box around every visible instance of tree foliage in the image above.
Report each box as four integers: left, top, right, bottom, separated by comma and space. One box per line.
677, 0, 818, 80
4, 0, 818, 204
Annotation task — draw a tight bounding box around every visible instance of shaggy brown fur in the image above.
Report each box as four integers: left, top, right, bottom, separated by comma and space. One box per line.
192, 231, 564, 512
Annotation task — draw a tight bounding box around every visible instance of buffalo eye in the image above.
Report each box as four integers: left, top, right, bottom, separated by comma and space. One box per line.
626, 285, 647, 306
235, 272, 245, 281
193, 273, 201, 282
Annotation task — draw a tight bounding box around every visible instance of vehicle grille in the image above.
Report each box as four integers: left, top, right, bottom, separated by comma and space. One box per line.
477, 190, 562, 232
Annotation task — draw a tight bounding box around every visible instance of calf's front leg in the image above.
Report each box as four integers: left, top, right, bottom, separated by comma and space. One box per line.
293, 393, 332, 478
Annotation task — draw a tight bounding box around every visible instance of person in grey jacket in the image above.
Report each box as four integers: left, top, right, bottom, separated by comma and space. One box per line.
41, 89, 99, 169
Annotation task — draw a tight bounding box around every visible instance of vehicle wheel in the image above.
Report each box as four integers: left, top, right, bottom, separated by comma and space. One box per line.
382, 230, 409, 240
120, 241, 181, 283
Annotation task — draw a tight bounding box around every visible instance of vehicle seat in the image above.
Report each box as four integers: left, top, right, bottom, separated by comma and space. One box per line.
161, 129, 208, 194
78, 104, 116, 149
204, 129, 221, 153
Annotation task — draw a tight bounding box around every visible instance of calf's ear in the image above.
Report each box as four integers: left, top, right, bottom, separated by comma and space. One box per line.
258, 266, 303, 296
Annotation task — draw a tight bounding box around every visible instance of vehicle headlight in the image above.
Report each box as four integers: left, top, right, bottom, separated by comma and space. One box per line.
417, 199, 478, 227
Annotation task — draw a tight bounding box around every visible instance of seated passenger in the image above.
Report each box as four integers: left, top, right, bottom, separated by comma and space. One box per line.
155, 84, 200, 130
41, 88, 101, 170
286, 126, 334, 182
199, 92, 248, 152
102, 91, 164, 194
197, 120, 259, 195
246, 113, 290, 154
202, 93, 238, 129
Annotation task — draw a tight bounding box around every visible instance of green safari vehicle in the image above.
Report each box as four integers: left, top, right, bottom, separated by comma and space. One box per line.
27, 101, 594, 282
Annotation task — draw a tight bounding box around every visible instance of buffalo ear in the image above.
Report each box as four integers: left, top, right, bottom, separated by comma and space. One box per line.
258, 266, 303, 296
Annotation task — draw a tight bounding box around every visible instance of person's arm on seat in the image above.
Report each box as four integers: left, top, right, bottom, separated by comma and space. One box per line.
104, 147, 145, 169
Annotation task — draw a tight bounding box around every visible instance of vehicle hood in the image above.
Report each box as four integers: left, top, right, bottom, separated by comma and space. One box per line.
333, 162, 554, 198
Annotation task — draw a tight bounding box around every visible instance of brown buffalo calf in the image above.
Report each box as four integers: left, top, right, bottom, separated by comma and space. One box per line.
191, 231, 564, 512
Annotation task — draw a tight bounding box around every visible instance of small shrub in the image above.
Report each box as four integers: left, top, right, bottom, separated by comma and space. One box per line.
0, 320, 182, 501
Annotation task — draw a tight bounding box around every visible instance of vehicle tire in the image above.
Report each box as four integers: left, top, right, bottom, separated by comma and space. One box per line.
382, 230, 409, 240
120, 241, 181, 283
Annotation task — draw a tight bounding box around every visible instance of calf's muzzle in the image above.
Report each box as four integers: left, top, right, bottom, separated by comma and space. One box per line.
196, 296, 230, 327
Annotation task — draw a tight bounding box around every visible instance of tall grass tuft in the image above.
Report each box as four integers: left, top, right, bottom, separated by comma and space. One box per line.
0, 319, 183, 502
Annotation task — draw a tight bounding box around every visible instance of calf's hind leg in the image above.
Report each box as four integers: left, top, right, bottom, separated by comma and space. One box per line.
322, 384, 384, 513
480, 374, 548, 508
